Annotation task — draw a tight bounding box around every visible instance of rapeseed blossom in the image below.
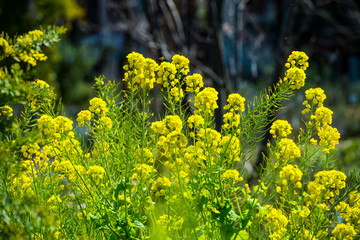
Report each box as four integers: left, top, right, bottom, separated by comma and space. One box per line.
187, 114, 204, 129
222, 169, 243, 182
331, 223, 356, 240
311, 106, 333, 128
304, 87, 326, 106
285, 51, 309, 70
185, 73, 203, 94
89, 97, 108, 117
270, 120, 292, 138
77, 110, 92, 126
307, 170, 346, 204
275, 138, 301, 167
264, 206, 288, 239
151, 176, 172, 197
0, 105, 13, 119
157, 62, 177, 89
278, 164, 303, 192
224, 93, 246, 113
194, 87, 219, 116
318, 124, 340, 153
222, 112, 241, 130
284, 67, 306, 90
123, 52, 158, 91
171, 54, 190, 75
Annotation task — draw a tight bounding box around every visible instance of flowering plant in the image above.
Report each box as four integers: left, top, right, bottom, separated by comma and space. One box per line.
0, 29, 359, 239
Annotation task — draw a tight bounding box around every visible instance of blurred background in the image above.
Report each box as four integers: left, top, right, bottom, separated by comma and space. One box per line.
2, 0, 360, 172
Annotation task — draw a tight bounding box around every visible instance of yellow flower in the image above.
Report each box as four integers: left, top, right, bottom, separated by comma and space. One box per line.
270, 120, 292, 138
194, 87, 219, 116
307, 170, 346, 205
131, 164, 154, 181
276, 138, 301, 165
222, 112, 241, 130
285, 51, 309, 70
318, 125, 340, 153
220, 135, 241, 163
169, 86, 184, 102
0, 38, 13, 56
77, 110, 92, 126
311, 106, 333, 128
99, 116, 112, 129
151, 176, 172, 197
304, 87, 326, 107
185, 73, 203, 94
87, 165, 106, 180
0, 105, 13, 119
123, 53, 158, 91
171, 54, 190, 75
264, 206, 288, 239
187, 114, 204, 129
222, 169, 243, 182
279, 164, 303, 191
89, 97, 108, 117
331, 223, 356, 240
284, 67, 306, 90
157, 62, 177, 89
224, 93, 246, 113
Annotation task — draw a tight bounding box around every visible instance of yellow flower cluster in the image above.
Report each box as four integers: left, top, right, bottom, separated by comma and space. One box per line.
318, 124, 340, 153
77, 110, 92, 126
331, 223, 357, 240
171, 54, 190, 75
0, 38, 14, 58
311, 106, 333, 128
307, 170, 346, 205
222, 112, 240, 131
151, 176, 172, 197
336, 201, 360, 230
275, 138, 301, 167
0, 105, 13, 119
270, 120, 292, 138
277, 164, 302, 192
38, 115, 74, 139
224, 93, 246, 113
194, 87, 219, 116
187, 114, 204, 129
89, 97, 108, 117
281, 51, 308, 90
151, 115, 187, 158
220, 135, 241, 164
222, 169, 243, 182
302, 88, 326, 113
123, 52, 158, 91
169, 86, 184, 102
14, 30, 48, 66
134, 148, 153, 163
184, 145, 205, 168
222, 93, 246, 132
157, 62, 177, 89
131, 164, 154, 181
99, 116, 112, 129
197, 128, 222, 155
185, 73, 203, 94
285, 51, 309, 70
87, 165, 106, 181
264, 206, 289, 240
47, 195, 62, 211
302, 87, 340, 153
284, 67, 306, 90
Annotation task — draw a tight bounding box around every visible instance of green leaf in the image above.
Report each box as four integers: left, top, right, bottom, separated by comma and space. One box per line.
235, 230, 249, 240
